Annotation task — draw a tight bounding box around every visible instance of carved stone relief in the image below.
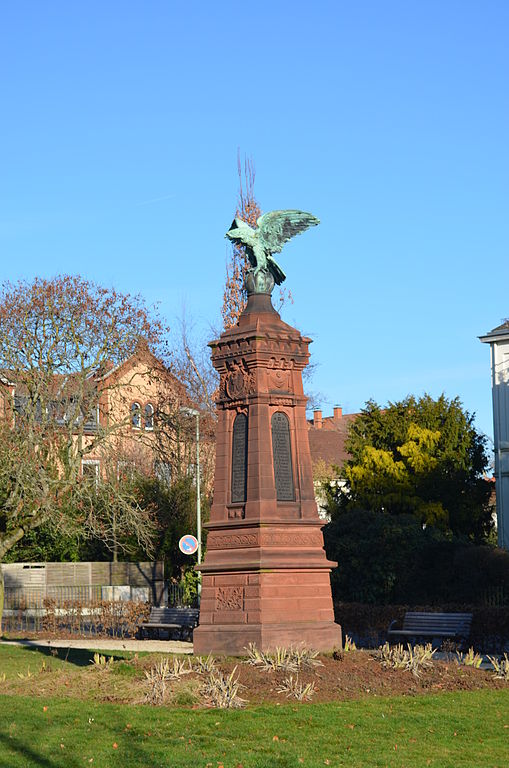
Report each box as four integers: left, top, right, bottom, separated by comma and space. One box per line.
208, 532, 259, 550
219, 360, 256, 401
261, 531, 318, 547
215, 586, 244, 611
228, 507, 246, 519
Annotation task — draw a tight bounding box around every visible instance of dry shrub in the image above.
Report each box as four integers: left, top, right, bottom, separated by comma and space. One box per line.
144, 658, 172, 705
191, 654, 217, 674
244, 643, 322, 672
456, 648, 483, 668
202, 667, 246, 709
277, 675, 316, 701
41, 599, 150, 638
487, 653, 509, 681
376, 642, 436, 678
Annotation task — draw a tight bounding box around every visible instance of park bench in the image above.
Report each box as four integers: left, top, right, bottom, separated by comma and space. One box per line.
137, 607, 199, 641
387, 611, 472, 647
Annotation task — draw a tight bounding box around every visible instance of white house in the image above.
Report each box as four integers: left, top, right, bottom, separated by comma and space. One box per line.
480, 320, 509, 550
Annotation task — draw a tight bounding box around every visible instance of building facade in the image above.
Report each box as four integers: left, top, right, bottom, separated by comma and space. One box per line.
480, 320, 509, 550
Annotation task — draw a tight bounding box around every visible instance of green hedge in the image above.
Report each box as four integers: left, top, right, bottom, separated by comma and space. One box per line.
323, 510, 509, 606
334, 602, 509, 652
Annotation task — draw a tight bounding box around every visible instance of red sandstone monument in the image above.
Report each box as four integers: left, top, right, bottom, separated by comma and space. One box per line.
192, 210, 342, 655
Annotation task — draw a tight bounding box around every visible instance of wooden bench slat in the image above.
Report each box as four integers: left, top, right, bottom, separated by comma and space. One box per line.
388, 610, 472, 645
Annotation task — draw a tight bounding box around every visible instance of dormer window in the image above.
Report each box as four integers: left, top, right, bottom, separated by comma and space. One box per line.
131, 402, 141, 429
144, 403, 154, 431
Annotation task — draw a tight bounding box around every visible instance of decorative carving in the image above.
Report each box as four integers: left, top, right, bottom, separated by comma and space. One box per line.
269, 397, 294, 406
208, 533, 259, 550
220, 360, 256, 401
268, 357, 293, 392
215, 586, 244, 611
228, 507, 246, 519
261, 532, 318, 547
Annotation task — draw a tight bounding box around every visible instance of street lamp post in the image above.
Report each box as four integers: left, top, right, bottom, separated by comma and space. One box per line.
180, 407, 202, 602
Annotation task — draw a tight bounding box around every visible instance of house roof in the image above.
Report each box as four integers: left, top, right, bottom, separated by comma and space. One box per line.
480, 319, 509, 343
307, 411, 358, 468
489, 320, 509, 333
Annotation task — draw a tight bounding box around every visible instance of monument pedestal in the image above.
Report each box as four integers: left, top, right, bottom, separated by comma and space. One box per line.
193, 292, 341, 655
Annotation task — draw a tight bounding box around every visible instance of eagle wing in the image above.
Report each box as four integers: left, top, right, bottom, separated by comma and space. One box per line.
225, 218, 257, 267
256, 210, 320, 254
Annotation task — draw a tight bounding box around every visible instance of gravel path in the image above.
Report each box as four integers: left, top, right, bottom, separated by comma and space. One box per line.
0, 637, 193, 654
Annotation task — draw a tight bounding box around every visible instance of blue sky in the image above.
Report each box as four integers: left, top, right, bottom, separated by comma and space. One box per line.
1, 1, 508, 443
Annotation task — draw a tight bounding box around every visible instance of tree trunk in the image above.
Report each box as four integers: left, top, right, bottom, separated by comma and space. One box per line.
113, 509, 118, 563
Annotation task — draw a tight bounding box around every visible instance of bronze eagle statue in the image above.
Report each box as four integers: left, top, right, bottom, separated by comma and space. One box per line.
225, 209, 319, 287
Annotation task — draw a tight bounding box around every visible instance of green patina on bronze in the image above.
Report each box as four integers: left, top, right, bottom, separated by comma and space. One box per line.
225, 209, 319, 294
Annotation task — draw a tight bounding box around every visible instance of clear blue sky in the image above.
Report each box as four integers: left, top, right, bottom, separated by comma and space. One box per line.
1, 1, 508, 444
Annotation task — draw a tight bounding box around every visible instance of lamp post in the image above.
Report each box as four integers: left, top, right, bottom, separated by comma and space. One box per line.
179, 407, 202, 603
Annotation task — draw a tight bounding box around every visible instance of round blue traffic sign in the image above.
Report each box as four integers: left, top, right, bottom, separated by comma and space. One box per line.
179, 534, 199, 555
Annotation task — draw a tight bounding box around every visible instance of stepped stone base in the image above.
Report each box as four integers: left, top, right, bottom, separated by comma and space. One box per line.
193, 568, 342, 655
193, 620, 342, 656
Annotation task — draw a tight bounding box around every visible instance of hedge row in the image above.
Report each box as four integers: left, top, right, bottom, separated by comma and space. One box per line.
334, 601, 509, 652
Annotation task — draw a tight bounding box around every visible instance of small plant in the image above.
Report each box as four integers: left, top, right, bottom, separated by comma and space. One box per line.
291, 646, 323, 669
192, 653, 217, 674
277, 675, 316, 701
244, 643, 322, 672
202, 667, 246, 709
168, 657, 192, 680
487, 653, 509, 681
343, 635, 357, 652
144, 659, 171, 705
245, 643, 273, 670
91, 653, 114, 668
0, 673, 6, 683
17, 668, 34, 680
377, 643, 436, 678
456, 648, 483, 669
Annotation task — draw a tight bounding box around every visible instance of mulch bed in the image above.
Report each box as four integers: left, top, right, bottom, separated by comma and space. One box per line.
2, 643, 506, 707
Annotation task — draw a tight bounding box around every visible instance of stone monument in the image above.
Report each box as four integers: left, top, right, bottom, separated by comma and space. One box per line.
192, 210, 342, 654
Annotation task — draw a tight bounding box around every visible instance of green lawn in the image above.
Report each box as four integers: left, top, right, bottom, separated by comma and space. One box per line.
1, 644, 508, 767
0, 689, 507, 768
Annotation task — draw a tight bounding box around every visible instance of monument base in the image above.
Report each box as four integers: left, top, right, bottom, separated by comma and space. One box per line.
193, 621, 341, 656
193, 566, 342, 656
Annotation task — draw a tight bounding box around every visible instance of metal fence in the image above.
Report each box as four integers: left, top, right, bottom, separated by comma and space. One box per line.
4, 586, 103, 609
1, 582, 191, 635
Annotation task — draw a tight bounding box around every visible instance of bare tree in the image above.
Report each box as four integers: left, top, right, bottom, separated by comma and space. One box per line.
0, 275, 169, 622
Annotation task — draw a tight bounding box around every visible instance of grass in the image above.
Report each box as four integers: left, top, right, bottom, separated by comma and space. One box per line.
1, 644, 508, 767
1, 690, 508, 767
0, 643, 142, 675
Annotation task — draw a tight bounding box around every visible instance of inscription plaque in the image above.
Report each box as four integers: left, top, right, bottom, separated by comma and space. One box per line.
231, 413, 248, 503
271, 411, 295, 501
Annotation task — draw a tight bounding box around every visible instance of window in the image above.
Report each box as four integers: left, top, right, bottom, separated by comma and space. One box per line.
144, 403, 154, 430
131, 402, 141, 429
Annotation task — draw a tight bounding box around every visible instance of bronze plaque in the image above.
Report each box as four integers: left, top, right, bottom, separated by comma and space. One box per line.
271, 412, 295, 501
231, 413, 248, 503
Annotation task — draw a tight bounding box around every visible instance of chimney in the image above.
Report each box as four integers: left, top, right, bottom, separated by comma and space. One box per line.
333, 406, 342, 420
313, 409, 322, 429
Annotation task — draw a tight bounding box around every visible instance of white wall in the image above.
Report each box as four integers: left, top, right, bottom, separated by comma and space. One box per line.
484, 333, 509, 549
